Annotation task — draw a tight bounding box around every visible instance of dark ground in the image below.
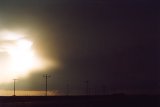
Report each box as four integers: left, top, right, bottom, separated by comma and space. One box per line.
0, 95, 159, 107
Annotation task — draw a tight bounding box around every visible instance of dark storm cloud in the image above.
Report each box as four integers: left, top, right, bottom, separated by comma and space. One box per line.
0, 0, 159, 94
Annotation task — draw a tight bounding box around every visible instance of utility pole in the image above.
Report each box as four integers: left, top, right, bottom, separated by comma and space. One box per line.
43, 74, 50, 96
85, 80, 89, 95
13, 79, 17, 96
102, 85, 106, 95
94, 86, 97, 96
66, 83, 70, 96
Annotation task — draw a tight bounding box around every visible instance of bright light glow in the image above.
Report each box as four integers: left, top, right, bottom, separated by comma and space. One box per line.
0, 31, 54, 83
0, 31, 23, 40
7, 39, 40, 76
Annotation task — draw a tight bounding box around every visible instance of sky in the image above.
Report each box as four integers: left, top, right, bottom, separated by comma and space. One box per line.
0, 0, 159, 95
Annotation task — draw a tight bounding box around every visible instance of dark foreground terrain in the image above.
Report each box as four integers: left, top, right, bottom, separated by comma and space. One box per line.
0, 95, 159, 107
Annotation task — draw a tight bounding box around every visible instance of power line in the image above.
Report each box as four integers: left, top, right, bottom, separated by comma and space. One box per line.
43, 74, 50, 96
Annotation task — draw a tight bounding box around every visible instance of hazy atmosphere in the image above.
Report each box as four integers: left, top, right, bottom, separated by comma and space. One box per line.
0, 0, 159, 96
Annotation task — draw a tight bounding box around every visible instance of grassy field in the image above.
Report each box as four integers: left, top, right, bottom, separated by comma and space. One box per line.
0, 95, 159, 107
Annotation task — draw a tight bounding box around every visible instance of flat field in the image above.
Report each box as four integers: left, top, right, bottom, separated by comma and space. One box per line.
0, 95, 158, 107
